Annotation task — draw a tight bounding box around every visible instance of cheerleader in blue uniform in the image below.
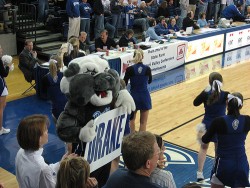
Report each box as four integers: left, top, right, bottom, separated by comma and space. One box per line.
42, 55, 67, 122
124, 49, 152, 132
0, 46, 11, 135
193, 72, 229, 181
202, 92, 250, 188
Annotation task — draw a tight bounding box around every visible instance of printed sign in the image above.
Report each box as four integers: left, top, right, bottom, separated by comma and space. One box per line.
225, 28, 250, 51
84, 107, 127, 172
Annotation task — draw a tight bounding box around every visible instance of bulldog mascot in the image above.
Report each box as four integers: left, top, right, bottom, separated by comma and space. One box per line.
56, 55, 135, 187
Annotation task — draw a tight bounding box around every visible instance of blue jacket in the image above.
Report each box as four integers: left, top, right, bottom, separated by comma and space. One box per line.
79, 2, 93, 19
221, 4, 245, 21
154, 23, 169, 35
146, 27, 162, 40
167, 24, 179, 31
66, 0, 80, 18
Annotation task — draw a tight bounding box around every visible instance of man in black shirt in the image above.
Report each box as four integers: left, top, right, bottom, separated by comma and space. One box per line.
95, 29, 117, 52
182, 11, 200, 31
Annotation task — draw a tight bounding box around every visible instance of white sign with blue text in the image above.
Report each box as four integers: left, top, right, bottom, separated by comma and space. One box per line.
84, 107, 127, 172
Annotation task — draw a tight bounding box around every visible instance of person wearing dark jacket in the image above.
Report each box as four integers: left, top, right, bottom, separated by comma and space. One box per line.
93, 0, 105, 39
118, 29, 136, 47
221, 3, 245, 21
182, 11, 199, 31
111, 0, 124, 38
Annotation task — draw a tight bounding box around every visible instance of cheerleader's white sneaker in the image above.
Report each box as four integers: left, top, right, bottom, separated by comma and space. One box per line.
0, 127, 10, 135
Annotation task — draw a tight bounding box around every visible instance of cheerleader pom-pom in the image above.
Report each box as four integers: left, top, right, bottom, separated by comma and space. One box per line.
196, 123, 206, 145
9, 64, 14, 72
2, 55, 13, 66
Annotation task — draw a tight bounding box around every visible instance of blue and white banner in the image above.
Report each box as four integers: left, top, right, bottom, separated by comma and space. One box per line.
84, 107, 127, 172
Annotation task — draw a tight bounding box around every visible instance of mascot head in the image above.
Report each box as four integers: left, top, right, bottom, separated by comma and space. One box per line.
60, 55, 120, 106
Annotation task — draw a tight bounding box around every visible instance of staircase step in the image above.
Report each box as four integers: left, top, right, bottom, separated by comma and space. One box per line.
37, 49, 60, 61
35, 41, 64, 51
18, 29, 53, 38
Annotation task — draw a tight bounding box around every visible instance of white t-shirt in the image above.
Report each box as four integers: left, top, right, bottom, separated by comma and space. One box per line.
15, 148, 60, 188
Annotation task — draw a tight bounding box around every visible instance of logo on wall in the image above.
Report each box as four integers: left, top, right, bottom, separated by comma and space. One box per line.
177, 44, 186, 60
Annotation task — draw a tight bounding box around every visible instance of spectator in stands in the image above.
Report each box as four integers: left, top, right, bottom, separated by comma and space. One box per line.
220, 0, 227, 17
133, 0, 148, 31
79, 0, 93, 44
37, 0, 49, 23
104, 17, 116, 38
212, 0, 221, 23
197, 12, 209, 28
0, 0, 12, 32
15, 114, 72, 188
157, 1, 170, 18
168, 17, 180, 31
0, 45, 12, 136
221, 3, 245, 21
182, 11, 200, 30
110, 0, 124, 38
19, 40, 39, 81
124, 49, 152, 132
150, 134, 177, 188
246, 5, 250, 18
56, 156, 98, 188
95, 29, 117, 51
146, 18, 162, 40
125, 0, 135, 29
66, 0, 80, 40
93, 0, 105, 39
155, 16, 170, 36
79, 31, 87, 51
42, 55, 67, 123
118, 29, 136, 47
103, 131, 162, 188
63, 37, 85, 67
198, 0, 209, 16
188, 0, 197, 16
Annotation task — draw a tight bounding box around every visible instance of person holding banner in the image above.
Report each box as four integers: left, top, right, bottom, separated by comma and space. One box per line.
194, 72, 229, 182
103, 131, 161, 188
124, 49, 152, 132
201, 92, 250, 187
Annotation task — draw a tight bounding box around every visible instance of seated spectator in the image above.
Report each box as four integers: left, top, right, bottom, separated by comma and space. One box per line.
167, 0, 180, 27
155, 16, 170, 36
63, 37, 85, 67
197, 12, 209, 28
95, 29, 117, 52
133, 0, 148, 31
15, 114, 70, 188
118, 29, 136, 47
157, 1, 170, 18
168, 17, 180, 32
221, 3, 245, 21
79, 31, 87, 51
150, 135, 177, 188
19, 40, 39, 81
56, 156, 98, 188
103, 131, 162, 188
182, 11, 199, 31
42, 55, 67, 122
146, 18, 162, 40
246, 5, 250, 18
79, 0, 93, 44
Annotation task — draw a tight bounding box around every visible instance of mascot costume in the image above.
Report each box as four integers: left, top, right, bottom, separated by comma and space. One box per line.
56, 55, 135, 187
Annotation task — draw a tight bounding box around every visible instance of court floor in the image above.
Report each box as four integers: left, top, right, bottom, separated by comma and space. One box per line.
1, 45, 250, 187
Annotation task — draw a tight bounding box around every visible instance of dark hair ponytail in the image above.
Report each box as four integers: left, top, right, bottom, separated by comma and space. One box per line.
227, 92, 243, 117
207, 72, 223, 105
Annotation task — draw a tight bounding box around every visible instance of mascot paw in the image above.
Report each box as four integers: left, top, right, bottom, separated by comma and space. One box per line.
115, 90, 135, 114
79, 119, 97, 142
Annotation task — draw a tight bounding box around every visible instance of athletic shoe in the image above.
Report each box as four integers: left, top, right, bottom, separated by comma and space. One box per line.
0, 127, 10, 135
197, 171, 204, 182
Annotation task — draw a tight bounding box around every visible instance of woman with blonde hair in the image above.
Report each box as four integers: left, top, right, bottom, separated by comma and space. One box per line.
63, 37, 85, 67
124, 49, 152, 132
42, 55, 67, 122
56, 156, 98, 188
